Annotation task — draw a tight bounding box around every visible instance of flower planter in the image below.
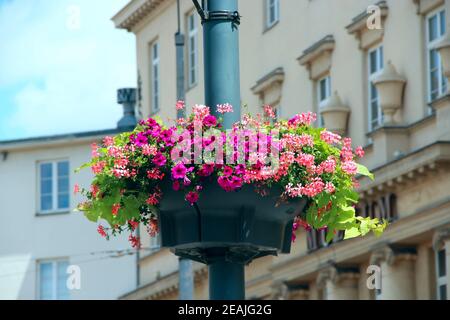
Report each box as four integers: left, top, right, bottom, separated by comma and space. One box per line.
159, 181, 309, 264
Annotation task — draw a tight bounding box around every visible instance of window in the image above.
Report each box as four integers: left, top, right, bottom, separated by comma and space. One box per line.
38, 160, 69, 214
436, 248, 447, 300
368, 45, 384, 131
266, 0, 279, 29
151, 42, 160, 113
317, 75, 331, 127
187, 12, 198, 88
38, 260, 70, 300
426, 8, 447, 103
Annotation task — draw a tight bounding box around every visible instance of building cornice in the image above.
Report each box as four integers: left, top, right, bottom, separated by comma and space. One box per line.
357, 141, 450, 199
0, 128, 124, 152
346, 1, 388, 34
297, 35, 335, 67
112, 0, 168, 32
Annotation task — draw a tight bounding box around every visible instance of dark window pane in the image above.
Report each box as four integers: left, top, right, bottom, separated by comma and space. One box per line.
430, 50, 438, 69
429, 15, 438, 41
440, 11, 446, 36
58, 177, 69, 194
41, 179, 52, 194
379, 47, 384, 69
41, 195, 53, 211
58, 194, 69, 209
439, 285, 447, 300
370, 50, 377, 74
438, 249, 446, 277
57, 161, 69, 177
40, 163, 52, 179
320, 79, 327, 101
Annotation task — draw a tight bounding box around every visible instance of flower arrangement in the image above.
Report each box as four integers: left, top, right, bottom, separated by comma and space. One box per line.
75, 103, 387, 248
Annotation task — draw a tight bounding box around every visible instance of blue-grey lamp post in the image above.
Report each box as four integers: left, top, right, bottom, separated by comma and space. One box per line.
195, 0, 243, 299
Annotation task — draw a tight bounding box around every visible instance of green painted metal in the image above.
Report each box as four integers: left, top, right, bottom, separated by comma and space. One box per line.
208, 249, 245, 300
202, 0, 243, 300
203, 0, 241, 129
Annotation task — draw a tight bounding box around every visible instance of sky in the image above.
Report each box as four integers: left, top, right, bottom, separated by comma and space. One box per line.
0, 0, 136, 141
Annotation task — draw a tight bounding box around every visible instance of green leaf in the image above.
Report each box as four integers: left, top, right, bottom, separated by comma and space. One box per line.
325, 228, 335, 243
356, 163, 374, 180
336, 205, 355, 225
344, 227, 361, 239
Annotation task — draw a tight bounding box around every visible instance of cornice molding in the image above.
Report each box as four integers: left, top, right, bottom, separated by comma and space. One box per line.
432, 227, 450, 251
112, 0, 168, 32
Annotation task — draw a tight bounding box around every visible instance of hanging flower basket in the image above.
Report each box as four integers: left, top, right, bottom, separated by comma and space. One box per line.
75, 103, 386, 261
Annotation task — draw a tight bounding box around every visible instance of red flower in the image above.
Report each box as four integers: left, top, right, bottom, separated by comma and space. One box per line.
128, 219, 139, 231
128, 234, 141, 248
185, 191, 199, 205
111, 203, 120, 216
97, 225, 107, 238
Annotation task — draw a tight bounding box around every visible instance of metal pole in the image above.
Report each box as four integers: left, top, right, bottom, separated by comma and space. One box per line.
179, 257, 194, 300
208, 250, 245, 300
203, 0, 241, 128
201, 0, 244, 299
175, 0, 185, 119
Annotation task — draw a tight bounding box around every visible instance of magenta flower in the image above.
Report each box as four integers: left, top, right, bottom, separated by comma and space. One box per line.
198, 164, 214, 177
223, 166, 233, 177
172, 163, 187, 179
185, 191, 199, 205
203, 115, 217, 127
134, 132, 148, 147
152, 153, 167, 167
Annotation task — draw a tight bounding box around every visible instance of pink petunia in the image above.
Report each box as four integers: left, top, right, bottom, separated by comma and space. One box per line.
152, 153, 167, 167
172, 163, 188, 179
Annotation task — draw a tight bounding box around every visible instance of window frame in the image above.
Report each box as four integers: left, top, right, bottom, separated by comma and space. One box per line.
37, 159, 70, 215
426, 6, 447, 106
367, 45, 384, 131
37, 259, 70, 300
266, 0, 280, 29
317, 75, 331, 127
187, 11, 198, 89
151, 41, 160, 113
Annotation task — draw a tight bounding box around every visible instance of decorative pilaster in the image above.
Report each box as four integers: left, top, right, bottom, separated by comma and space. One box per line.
370, 245, 417, 300
316, 264, 360, 300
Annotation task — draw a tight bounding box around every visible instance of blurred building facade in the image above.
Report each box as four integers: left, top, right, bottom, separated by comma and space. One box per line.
0, 90, 138, 299
113, 0, 450, 299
